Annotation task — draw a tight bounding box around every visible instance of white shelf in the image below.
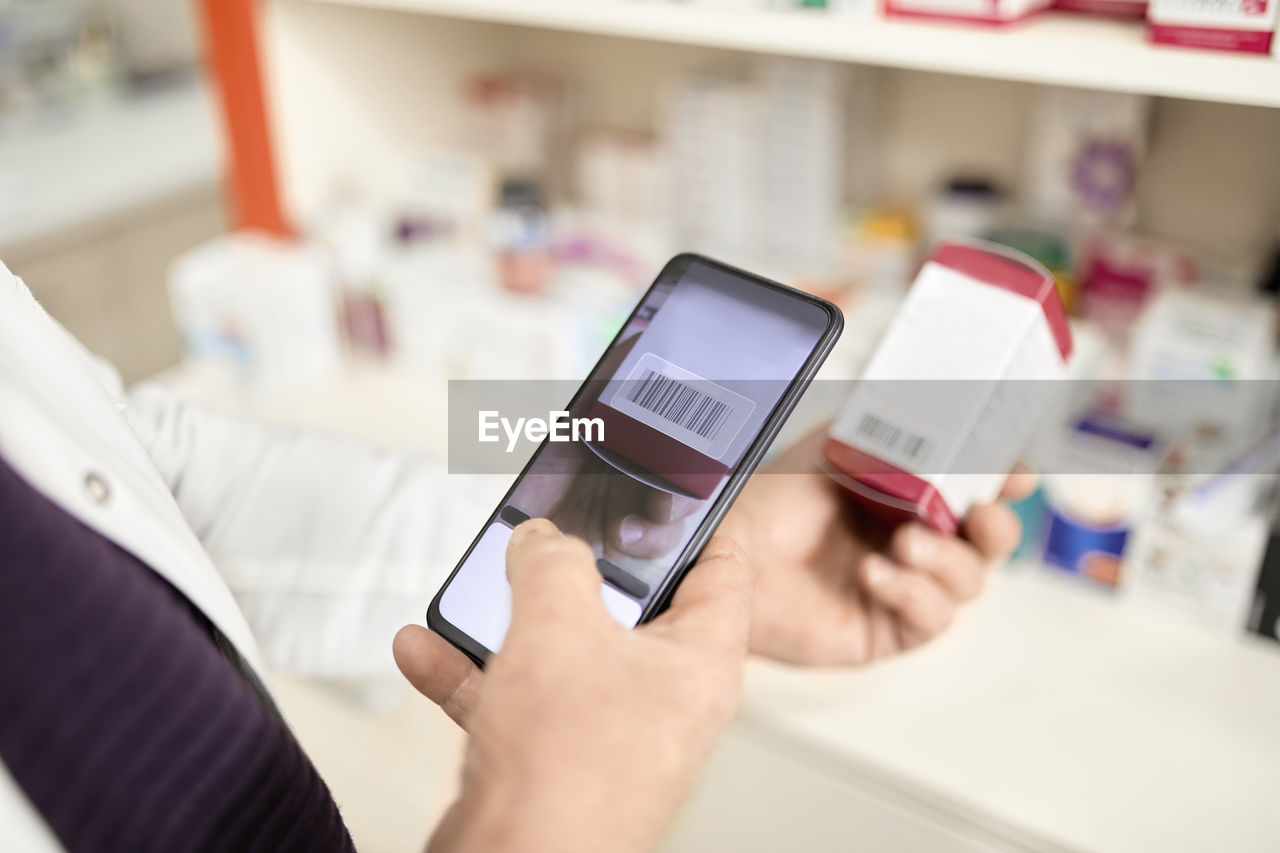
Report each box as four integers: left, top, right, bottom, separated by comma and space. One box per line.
308, 0, 1280, 109
0, 76, 223, 255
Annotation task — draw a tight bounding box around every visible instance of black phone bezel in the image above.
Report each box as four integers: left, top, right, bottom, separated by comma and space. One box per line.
426, 253, 844, 667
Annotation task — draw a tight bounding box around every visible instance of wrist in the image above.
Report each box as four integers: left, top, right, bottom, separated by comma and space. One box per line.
443, 772, 650, 853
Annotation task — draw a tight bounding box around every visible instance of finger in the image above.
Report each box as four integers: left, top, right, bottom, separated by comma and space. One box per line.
506, 519, 607, 626
644, 491, 702, 524
888, 523, 986, 602
648, 536, 753, 654
393, 624, 484, 729
1000, 463, 1037, 502
608, 512, 686, 559
964, 501, 1023, 564
859, 553, 956, 642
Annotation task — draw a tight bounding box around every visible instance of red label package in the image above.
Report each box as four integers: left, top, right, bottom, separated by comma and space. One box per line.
825, 241, 1073, 535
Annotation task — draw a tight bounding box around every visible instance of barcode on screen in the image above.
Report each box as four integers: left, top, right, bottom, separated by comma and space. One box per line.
625, 369, 732, 441
856, 414, 930, 461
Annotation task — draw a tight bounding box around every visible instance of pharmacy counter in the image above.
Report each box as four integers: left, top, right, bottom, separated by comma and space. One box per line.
671, 569, 1280, 852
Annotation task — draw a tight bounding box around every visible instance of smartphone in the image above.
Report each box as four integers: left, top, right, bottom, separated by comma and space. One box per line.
428, 254, 843, 664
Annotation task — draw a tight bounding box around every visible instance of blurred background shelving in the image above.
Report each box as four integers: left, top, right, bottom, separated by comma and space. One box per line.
0, 73, 220, 255
0, 0, 224, 381
307, 0, 1280, 107
262, 0, 1280, 267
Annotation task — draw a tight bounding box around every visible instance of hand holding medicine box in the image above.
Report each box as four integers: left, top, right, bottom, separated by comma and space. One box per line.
825, 241, 1073, 535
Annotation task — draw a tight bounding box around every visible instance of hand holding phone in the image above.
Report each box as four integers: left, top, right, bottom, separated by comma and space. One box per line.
395, 519, 753, 852
430, 254, 842, 663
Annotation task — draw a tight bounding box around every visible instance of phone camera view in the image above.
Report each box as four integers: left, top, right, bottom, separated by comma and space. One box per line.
438, 257, 834, 654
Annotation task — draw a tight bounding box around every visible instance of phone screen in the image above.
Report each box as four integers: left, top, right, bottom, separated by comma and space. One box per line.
431, 255, 840, 660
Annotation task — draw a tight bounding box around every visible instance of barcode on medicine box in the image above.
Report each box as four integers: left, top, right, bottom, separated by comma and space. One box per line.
609, 352, 755, 460
856, 414, 931, 462
625, 369, 731, 441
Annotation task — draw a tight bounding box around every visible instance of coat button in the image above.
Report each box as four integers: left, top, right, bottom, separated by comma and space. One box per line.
84, 472, 111, 505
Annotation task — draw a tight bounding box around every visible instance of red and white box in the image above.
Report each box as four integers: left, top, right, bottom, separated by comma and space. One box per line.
824, 241, 1073, 535
1051, 0, 1147, 17
884, 0, 1052, 26
1148, 0, 1277, 54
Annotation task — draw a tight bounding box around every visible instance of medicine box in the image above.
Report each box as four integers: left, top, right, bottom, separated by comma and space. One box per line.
1148, 0, 1278, 55
884, 0, 1052, 26
825, 241, 1073, 534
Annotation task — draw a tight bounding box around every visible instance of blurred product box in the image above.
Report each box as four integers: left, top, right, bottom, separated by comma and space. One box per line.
925, 177, 1006, 250
764, 1, 879, 17
662, 59, 846, 276
493, 178, 554, 295
464, 74, 570, 196
1126, 288, 1277, 440
1130, 514, 1269, 632
168, 234, 343, 396
1039, 417, 1161, 590
1024, 87, 1150, 230
1129, 462, 1272, 632
1075, 233, 1198, 332
310, 201, 395, 357
663, 74, 761, 261
398, 150, 494, 240
576, 130, 666, 223
380, 242, 588, 381
756, 58, 846, 277
1051, 0, 1147, 16
1148, 0, 1278, 54
844, 208, 919, 296
884, 0, 1051, 25
825, 241, 1073, 534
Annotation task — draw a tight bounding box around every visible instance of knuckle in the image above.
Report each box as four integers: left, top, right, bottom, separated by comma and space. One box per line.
701, 535, 748, 568
899, 577, 930, 612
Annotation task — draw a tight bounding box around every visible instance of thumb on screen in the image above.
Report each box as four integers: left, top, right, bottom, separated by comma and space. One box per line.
505, 519, 609, 630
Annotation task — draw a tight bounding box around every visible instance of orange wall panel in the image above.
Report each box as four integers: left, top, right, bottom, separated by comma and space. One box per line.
198, 0, 292, 237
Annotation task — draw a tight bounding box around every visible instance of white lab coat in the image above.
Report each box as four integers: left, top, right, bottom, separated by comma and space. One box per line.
0, 263, 460, 849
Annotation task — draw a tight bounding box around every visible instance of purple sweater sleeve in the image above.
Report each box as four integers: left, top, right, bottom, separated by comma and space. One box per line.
0, 455, 357, 853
